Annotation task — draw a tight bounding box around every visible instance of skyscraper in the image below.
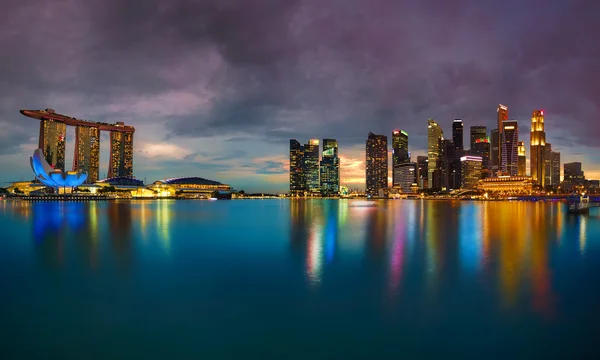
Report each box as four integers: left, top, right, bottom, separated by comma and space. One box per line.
73, 125, 100, 183
366, 132, 388, 196
470, 126, 487, 151
452, 119, 464, 152
564, 162, 584, 182
461, 156, 483, 190
39, 118, 67, 171
552, 151, 561, 186
417, 156, 428, 189
108, 129, 134, 178
491, 129, 499, 176
289, 139, 305, 195
501, 120, 519, 176
497, 104, 508, 174
320, 139, 340, 195
393, 162, 417, 193
530, 110, 546, 187
392, 130, 409, 186
303, 139, 320, 194
518, 141, 526, 176
544, 143, 553, 187
427, 119, 443, 189
440, 139, 458, 190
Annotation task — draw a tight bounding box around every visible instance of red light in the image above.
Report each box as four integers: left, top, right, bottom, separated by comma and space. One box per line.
393, 130, 400, 134
541, 110, 544, 115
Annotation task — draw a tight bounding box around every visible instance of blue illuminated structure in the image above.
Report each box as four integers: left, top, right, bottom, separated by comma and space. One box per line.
30, 148, 87, 189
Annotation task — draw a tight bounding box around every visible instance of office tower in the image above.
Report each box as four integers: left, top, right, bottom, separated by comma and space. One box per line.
108, 130, 134, 178
393, 162, 417, 193
366, 132, 388, 196
552, 152, 561, 186
392, 130, 409, 186
491, 129, 499, 176
303, 139, 320, 194
518, 141, 526, 176
453, 119, 464, 152
427, 119, 443, 189
73, 125, 100, 183
501, 120, 519, 176
544, 143, 553, 186
461, 156, 483, 190
564, 162, 584, 183
320, 139, 340, 195
289, 139, 305, 195
470, 126, 487, 151
440, 139, 458, 190
497, 104, 508, 173
39, 118, 67, 171
530, 110, 546, 187
417, 156, 428, 189
472, 138, 491, 171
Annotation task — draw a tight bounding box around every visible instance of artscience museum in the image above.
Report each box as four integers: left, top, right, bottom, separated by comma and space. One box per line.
30, 149, 88, 189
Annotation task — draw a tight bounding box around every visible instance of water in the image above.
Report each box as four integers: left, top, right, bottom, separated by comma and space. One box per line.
1, 199, 599, 358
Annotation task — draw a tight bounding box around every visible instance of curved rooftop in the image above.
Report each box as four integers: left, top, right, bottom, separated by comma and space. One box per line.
154, 177, 225, 186
20, 109, 135, 133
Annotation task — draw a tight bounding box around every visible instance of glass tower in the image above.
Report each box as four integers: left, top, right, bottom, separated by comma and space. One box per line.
366, 132, 388, 196
470, 126, 487, 151
392, 130, 409, 185
497, 104, 508, 175
303, 139, 320, 194
320, 139, 340, 195
289, 139, 305, 195
427, 119, 443, 189
501, 120, 519, 176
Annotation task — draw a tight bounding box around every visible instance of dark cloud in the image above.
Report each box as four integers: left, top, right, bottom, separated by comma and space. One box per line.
1, 0, 600, 186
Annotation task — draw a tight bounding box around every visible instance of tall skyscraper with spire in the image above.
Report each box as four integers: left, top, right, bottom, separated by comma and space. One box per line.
496, 104, 508, 176
530, 110, 546, 187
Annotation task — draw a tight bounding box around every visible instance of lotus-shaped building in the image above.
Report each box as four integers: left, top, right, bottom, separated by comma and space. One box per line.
30, 149, 88, 189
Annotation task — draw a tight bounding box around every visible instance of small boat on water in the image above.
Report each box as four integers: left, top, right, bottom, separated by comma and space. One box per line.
567, 194, 591, 214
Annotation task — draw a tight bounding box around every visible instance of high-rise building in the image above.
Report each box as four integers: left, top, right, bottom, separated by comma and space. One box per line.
366, 132, 388, 196
393, 162, 417, 193
501, 120, 519, 176
518, 141, 526, 176
472, 138, 491, 177
470, 126, 487, 151
452, 119, 464, 152
417, 156, 428, 189
544, 143, 553, 187
552, 152, 561, 186
497, 104, 508, 174
108, 130, 134, 178
289, 139, 305, 195
530, 110, 546, 187
427, 119, 443, 189
440, 139, 458, 190
73, 125, 100, 183
320, 139, 340, 195
392, 129, 409, 186
461, 156, 483, 190
564, 162, 584, 183
491, 129, 499, 176
303, 139, 320, 194
39, 118, 67, 171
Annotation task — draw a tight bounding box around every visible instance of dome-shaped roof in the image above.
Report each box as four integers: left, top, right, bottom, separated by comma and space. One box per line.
157, 177, 223, 185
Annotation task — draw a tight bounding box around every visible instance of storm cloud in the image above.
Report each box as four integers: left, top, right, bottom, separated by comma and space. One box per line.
1, 0, 599, 191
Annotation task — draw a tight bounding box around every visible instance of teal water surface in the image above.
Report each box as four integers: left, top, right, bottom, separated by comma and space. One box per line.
1, 199, 599, 358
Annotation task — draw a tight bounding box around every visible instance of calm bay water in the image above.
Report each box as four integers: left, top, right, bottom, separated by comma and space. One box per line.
1, 199, 600, 358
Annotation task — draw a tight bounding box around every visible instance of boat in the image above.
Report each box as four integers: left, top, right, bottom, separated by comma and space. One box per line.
567, 194, 591, 214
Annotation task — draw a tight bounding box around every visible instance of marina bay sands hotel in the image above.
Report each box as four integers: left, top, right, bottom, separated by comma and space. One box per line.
20, 109, 135, 183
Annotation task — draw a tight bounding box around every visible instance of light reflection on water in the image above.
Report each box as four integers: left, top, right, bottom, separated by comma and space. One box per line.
1, 199, 600, 358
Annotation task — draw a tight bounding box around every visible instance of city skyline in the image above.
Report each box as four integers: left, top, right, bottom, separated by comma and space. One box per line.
1, 0, 599, 193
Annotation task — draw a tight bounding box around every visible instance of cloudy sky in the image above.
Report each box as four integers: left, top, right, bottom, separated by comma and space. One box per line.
1, 0, 599, 192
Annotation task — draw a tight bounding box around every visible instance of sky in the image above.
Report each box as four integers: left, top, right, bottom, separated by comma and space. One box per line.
1, 0, 599, 193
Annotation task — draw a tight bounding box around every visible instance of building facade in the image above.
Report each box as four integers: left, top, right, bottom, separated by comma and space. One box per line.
497, 104, 508, 175
73, 125, 100, 183
552, 152, 561, 186
452, 119, 464, 152
530, 110, 546, 187
366, 132, 388, 196
289, 139, 305, 195
470, 126, 487, 151
461, 156, 482, 190
518, 141, 526, 176
427, 119, 443, 189
501, 120, 519, 176
417, 156, 428, 189
544, 143, 553, 187
471, 138, 490, 177
39, 118, 67, 171
392, 130, 409, 186
479, 176, 535, 195
491, 129, 499, 176
393, 162, 417, 193
304, 139, 320, 194
320, 139, 340, 195
108, 129, 134, 178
